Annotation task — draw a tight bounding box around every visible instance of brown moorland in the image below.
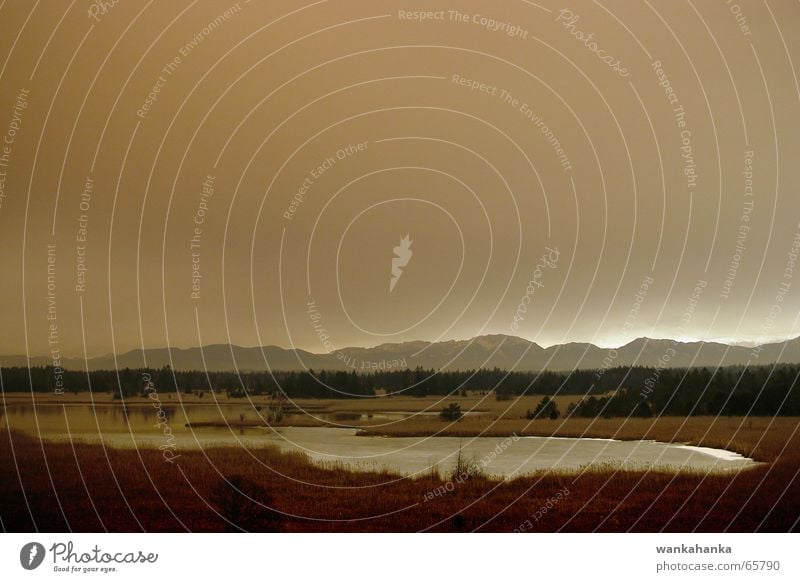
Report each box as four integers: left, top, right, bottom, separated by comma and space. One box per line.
1, 414, 798, 532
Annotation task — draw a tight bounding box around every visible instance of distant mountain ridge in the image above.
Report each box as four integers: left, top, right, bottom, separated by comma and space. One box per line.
4, 334, 800, 372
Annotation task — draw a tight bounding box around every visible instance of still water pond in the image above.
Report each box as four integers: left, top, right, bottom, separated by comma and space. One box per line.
1, 403, 758, 477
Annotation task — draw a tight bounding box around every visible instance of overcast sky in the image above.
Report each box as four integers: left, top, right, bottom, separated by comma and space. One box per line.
1, 0, 799, 358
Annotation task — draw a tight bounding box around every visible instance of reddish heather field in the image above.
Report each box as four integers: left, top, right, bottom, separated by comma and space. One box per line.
1, 416, 798, 532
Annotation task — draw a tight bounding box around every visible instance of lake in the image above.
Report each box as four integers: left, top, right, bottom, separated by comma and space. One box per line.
0, 402, 758, 477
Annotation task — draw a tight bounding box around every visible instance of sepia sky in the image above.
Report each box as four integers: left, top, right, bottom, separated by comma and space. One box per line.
1, 0, 799, 359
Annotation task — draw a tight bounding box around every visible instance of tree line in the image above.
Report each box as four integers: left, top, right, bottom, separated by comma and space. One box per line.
568, 365, 800, 417
0, 366, 374, 399
1, 364, 798, 416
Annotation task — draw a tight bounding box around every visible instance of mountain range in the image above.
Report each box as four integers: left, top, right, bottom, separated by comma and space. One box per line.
5, 334, 800, 372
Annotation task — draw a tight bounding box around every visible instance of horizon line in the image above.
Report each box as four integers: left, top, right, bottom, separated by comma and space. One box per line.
7, 332, 800, 361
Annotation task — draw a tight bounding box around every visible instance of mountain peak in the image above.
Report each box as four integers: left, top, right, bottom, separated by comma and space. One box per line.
9, 334, 800, 372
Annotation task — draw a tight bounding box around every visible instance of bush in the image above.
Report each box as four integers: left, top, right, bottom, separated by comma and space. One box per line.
495, 389, 513, 401
440, 402, 463, 421
210, 475, 283, 532
527, 396, 560, 420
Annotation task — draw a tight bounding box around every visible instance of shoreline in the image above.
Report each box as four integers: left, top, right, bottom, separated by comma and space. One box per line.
15, 425, 763, 479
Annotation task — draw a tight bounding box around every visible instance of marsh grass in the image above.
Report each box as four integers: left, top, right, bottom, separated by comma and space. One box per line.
1, 414, 799, 532
448, 443, 485, 483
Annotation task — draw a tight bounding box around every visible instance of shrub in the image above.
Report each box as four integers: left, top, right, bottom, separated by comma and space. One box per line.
440, 402, 463, 421
527, 396, 560, 420
210, 475, 283, 532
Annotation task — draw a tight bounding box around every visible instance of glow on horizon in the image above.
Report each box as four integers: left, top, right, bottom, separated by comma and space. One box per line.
529, 332, 800, 350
